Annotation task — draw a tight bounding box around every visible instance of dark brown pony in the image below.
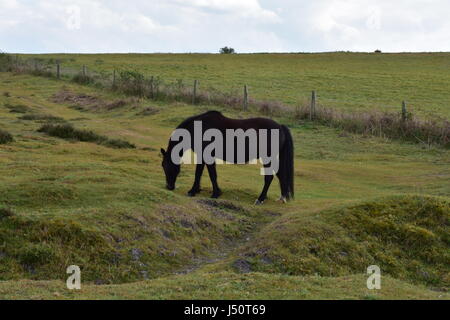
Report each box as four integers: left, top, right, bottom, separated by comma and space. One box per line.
161, 111, 294, 204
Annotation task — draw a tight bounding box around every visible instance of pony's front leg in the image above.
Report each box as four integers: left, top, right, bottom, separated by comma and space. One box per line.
255, 173, 274, 205
207, 163, 222, 198
187, 164, 205, 197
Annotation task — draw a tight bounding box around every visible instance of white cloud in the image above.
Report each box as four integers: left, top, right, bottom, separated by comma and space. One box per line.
0, 0, 18, 9
171, 0, 280, 22
300, 0, 450, 52
0, 0, 449, 53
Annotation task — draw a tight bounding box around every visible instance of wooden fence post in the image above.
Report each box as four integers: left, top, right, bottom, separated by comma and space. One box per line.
34, 60, 38, 72
310, 90, 316, 120
402, 101, 407, 121
82, 65, 87, 77
192, 80, 198, 104
150, 76, 154, 99
243, 85, 249, 111
112, 70, 116, 88
56, 63, 61, 79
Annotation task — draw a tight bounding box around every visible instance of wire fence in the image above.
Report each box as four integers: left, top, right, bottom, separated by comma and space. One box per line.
1, 53, 449, 148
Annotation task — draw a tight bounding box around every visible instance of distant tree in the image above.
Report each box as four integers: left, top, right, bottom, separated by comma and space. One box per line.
220, 47, 235, 54
374, 49, 382, 53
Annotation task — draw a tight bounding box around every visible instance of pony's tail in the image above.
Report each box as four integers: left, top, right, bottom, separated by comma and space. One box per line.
279, 125, 294, 200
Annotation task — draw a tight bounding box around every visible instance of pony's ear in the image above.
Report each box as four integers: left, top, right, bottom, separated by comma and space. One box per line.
160, 148, 166, 156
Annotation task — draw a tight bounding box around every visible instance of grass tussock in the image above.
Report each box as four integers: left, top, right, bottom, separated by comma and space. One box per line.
72, 73, 95, 85
4, 103, 32, 113
115, 70, 148, 96
0, 129, 14, 144
37, 123, 135, 149
19, 114, 65, 122
0, 207, 15, 219
242, 195, 450, 289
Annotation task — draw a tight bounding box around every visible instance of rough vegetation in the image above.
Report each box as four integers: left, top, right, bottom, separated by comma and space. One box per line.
52, 89, 129, 112
0, 211, 116, 282
4, 103, 32, 113
239, 196, 450, 289
294, 105, 449, 148
0, 201, 258, 283
38, 123, 136, 149
19, 114, 65, 122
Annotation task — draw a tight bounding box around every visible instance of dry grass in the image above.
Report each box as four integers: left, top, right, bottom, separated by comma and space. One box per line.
293, 104, 450, 147
51, 89, 129, 112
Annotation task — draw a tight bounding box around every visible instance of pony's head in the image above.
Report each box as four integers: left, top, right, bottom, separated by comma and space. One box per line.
161, 148, 180, 191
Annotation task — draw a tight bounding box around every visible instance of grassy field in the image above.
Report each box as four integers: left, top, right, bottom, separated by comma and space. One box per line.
0, 54, 449, 300
1, 273, 446, 300
20, 52, 450, 119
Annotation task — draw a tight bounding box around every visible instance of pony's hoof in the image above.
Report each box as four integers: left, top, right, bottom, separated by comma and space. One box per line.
211, 190, 222, 199
187, 188, 201, 197
278, 197, 287, 204
254, 199, 264, 205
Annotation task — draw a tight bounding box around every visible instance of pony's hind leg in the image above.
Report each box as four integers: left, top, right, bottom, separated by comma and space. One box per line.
255, 172, 274, 205
276, 172, 288, 203
206, 163, 222, 198
188, 164, 205, 197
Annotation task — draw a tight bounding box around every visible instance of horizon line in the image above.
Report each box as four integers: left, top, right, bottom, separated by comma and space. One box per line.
7, 50, 450, 55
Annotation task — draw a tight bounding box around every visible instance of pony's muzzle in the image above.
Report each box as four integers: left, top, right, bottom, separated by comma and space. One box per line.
166, 184, 175, 191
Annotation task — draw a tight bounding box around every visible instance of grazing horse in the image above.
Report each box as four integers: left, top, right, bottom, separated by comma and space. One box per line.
161, 111, 294, 204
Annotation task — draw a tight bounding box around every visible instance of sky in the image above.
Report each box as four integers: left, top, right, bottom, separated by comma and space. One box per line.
1, 0, 449, 53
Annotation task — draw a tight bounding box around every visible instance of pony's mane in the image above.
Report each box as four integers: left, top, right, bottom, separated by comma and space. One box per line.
177, 111, 222, 129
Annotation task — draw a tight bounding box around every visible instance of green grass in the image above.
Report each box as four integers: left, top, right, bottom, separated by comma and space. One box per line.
11, 54, 449, 148
0, 272, 447, 300
21, 52, 450, 119
0, 70, 449, 299
236, 196, 449, 289
0, 212, 116, 282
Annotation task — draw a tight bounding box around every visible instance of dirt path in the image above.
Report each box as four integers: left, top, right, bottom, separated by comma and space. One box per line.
174, 199, 281, 275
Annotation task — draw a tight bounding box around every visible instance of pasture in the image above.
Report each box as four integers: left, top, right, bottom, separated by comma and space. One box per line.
21, 52, 450, 118
0, 53, 449, 299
